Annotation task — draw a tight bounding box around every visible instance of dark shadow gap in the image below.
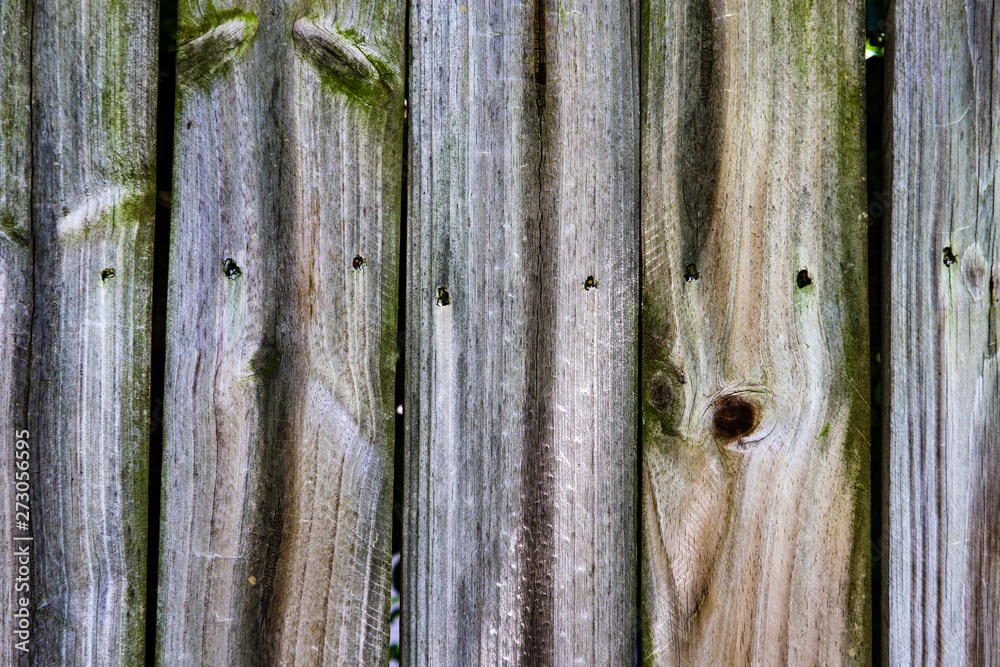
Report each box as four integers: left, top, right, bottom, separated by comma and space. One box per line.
865, 1, 887, 665
146, 1, 177, 663
390, 1, 410, 663
392, 27, 408, 566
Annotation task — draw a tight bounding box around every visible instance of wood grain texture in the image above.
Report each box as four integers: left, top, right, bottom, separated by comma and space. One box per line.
640, 0, 869, 664
16, 0, 159, 663
885, 1, 1000, 663
0, 0, 35, 663
157, 0, 403, 664
403, 1, 638, 664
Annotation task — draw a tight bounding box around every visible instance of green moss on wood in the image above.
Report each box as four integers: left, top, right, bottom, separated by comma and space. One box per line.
829, 4, 872, 661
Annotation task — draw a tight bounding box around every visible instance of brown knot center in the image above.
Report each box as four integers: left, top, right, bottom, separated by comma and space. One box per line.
712, 395, 756, 439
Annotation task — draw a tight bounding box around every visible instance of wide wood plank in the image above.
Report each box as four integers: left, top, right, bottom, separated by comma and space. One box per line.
24, 0, 159, 663
885, 1, 1000, 663
403, 1, 639, 664
640, 0, 869, 663
157, 0, 404, 664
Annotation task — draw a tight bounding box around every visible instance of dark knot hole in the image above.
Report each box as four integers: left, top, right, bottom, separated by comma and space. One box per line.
713, 395, 756, 439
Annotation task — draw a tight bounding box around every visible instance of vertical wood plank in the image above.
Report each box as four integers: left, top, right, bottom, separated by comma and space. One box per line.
885, 1, 1000, 663
23, 0, 159, 663
0, 0, 34, 663
640, 0, 869, 663
157, 0, 404, 663
404, 1, 639, 664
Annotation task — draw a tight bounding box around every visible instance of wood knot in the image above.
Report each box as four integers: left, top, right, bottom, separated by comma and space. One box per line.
712, 395, 756, 439
962, 243, 988, 301
647, 373, 674, 413
176, 12, 258, 83
291, 18, 397, 96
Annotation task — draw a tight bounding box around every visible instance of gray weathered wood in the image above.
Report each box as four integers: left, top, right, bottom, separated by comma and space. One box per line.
18, 0, 159, 663
157, 1, 404, 664
403, 1, 638, 664
0, 0, 35, 663
885, 1, 1000, 663
640, 0, 870, 663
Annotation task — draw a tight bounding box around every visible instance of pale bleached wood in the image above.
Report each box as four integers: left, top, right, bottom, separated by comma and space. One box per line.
17, 0, 159, 663
885, 1, 1000, 663
157, 0, 404, 664
641, 1, 869, 664
0, 1, 35, 664
403, 1, 638, 664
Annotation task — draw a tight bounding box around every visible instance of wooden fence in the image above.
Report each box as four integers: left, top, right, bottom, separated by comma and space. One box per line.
0, 0, 995, 665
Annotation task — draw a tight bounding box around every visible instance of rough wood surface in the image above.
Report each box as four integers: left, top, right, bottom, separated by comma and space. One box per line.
157, 0, 404, 664
0, 0, 35, 663
885, 1, 1000, 663
7, 0, 159, 664
640, 0, 869, 663
403, 1, 639, 664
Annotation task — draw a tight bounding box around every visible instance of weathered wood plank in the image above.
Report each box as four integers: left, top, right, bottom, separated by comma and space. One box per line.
640, 1, 869, 663
20, 0, 160, 663
885, 1, 1000, 663
0, 0, 35, 663
403, 1, 639, 664
157, 0, 404, 663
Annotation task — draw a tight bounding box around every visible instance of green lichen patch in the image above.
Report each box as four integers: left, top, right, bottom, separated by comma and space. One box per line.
56, 185, 154, 244
0, 211, 29, 247
248, 344, 281, 377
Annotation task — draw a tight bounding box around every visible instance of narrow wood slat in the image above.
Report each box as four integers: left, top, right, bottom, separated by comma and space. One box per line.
17, 0, 160, 663
885, 1, 1000, 663
0, 0, 36, 663
157, 0, 404, 663
640, 0, 869, 663
404, 1, 639, 663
